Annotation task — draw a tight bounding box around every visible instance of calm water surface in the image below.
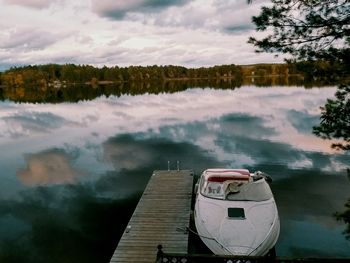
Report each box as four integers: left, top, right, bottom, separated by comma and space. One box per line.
0, 86, 349, 262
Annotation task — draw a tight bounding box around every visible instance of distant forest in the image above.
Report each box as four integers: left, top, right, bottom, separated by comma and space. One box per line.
0, 61, 347, 103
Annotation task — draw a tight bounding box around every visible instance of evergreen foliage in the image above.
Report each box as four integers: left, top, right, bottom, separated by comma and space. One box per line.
249, 0, 350, 150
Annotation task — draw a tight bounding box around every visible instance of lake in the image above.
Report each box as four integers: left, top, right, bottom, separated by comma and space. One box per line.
0, 85, 349, 262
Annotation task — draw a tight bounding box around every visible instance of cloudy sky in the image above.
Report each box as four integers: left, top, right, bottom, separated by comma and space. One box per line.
0, 0, 281, 71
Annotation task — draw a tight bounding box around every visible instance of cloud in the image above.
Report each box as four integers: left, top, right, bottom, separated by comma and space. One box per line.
127, 0, 261, 34
0, 27, 60, 51
0, 0, 285, 69
216, 0, 263, 33
16, 149, 84, 186
224, 24, 254, 33
3, 0, 51, 9
91, 0, 189, 19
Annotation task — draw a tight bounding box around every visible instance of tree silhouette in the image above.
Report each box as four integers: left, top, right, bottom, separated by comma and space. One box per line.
249, 0, 350, 149
313, 85, 350, 150
248, 0, 350, 62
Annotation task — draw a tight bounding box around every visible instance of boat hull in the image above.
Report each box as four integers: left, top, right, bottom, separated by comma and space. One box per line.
194, 183, 280, 256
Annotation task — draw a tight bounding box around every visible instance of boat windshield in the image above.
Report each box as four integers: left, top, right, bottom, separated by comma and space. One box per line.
200, 176, 272, 201
225, 179, 273, 201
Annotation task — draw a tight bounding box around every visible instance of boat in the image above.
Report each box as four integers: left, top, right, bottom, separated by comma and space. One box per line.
194, 168, 280, 256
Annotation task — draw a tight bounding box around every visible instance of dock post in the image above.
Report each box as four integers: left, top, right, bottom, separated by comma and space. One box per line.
156, 244, 163, 263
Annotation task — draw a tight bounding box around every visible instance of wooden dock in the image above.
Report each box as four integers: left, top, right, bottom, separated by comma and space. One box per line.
110, 170, 194, 263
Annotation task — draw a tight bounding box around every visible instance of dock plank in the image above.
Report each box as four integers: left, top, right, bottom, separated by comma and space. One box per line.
109, 170, 193, 263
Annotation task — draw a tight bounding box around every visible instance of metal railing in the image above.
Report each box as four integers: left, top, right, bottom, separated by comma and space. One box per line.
155, 245, 349, 263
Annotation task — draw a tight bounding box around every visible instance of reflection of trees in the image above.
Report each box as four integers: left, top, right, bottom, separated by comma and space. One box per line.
1, 76, 339, 103
0, 87, 4, 100
0, 79, 242, 103
335, 200, 350, 240
0, 62, 344, 103
334, 169, 350, 240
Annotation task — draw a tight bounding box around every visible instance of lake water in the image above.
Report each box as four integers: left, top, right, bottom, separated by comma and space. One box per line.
0, 85, 349, 262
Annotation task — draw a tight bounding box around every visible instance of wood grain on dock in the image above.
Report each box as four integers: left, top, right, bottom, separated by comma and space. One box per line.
110, 170, 194, 263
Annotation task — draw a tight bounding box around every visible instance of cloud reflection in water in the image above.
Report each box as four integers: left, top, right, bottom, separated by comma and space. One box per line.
102, 134, 221, 173
1, 134, 224, 263
3, 112, 67, 138
17, 149, 84, 186
0, 86, 350, 261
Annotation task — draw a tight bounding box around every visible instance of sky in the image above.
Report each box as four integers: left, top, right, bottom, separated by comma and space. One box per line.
0, 0, 282, 71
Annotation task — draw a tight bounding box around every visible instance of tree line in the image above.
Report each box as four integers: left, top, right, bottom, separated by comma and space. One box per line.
0, 64, 241, 89
1, 61, 346, 91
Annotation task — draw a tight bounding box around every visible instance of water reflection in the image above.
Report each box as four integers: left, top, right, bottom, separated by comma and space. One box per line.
272, 170, 350, 257
3, 112, 67, 138
0, 75, 333, 104
103, 134, 220, 172
0, 135, 222, 263
0, 184, 139, 263
0, 86, 349, 262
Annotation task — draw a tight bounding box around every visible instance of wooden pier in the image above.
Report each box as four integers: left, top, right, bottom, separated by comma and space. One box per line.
110, 170, 194, 263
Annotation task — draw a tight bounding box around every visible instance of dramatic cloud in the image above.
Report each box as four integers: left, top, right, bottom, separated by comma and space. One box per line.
91, 0, 189, 19
149, 0, 263, 32
16, 149, 84, 185
0, 0, 281, 68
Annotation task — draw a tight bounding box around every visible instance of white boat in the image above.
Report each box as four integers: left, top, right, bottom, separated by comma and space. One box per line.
194, 168, 280, 256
